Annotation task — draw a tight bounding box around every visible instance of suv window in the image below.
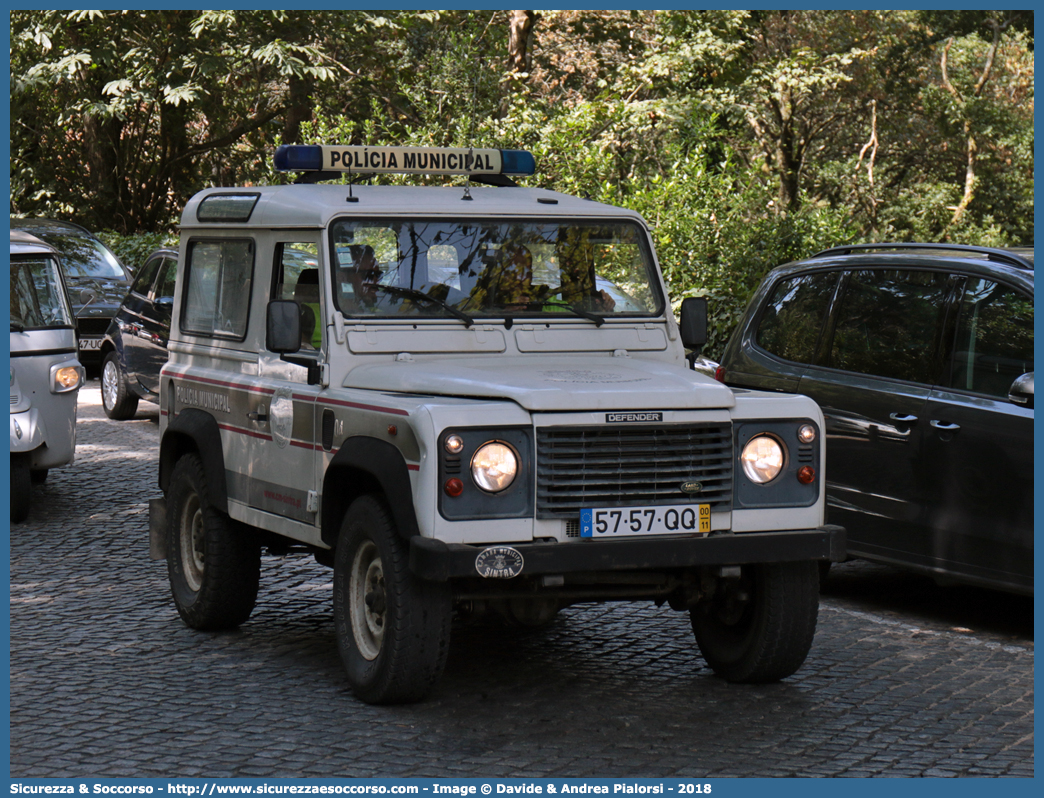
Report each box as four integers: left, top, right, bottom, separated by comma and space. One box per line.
948, 278, 1033, 398
756, 271, 838, 364
130, 256, 163, 297
827, 269, 952, 383
182, 239, 254, 339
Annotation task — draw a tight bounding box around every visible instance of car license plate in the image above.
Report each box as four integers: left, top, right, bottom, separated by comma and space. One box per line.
580, 504, 711, 538
79, 338, 103, 351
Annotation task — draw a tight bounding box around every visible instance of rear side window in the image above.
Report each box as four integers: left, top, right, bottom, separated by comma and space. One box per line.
828, 269, 952, 383
947, 278, 1033, 398
182, 240, 254, 339
756, 271, 838, 364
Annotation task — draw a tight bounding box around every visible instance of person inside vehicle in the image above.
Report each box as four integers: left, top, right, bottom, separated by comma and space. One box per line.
467, 245, 536, 311
339, 244, 384, 313
294, 268, 322, 349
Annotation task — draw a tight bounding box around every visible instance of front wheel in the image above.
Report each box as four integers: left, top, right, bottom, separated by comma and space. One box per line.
101, 351, 139, 420
11, 457, 31, 523
166, 453, 260, 629
691, 561, 819, 683
333, 495, 452, 704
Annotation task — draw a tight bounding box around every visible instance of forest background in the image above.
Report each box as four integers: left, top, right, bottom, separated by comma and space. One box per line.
9, 9, 1035, 356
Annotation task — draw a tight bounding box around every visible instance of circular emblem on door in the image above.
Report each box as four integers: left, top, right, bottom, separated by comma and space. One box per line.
269, 386, 294, 449
475, 546, 524, 579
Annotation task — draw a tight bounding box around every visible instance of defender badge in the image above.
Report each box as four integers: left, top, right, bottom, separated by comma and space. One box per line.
475, 546, 524, 579
681, 481, 703, 495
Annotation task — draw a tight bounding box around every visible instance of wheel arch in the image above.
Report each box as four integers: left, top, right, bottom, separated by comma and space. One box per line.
159, 408, 229, 513
321, 436, 420, 549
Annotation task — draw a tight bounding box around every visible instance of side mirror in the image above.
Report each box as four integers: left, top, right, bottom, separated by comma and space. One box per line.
79, 288, 97, 307
1008, 372, 1034, 409
679, 296, 708, 355
267, 299, 302, 354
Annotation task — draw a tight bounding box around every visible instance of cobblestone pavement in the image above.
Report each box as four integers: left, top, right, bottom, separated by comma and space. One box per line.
9, 384, 1034, 778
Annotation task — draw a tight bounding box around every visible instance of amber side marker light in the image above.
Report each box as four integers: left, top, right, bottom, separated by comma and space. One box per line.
444, 478, 464, 497
797, 466, 816, 485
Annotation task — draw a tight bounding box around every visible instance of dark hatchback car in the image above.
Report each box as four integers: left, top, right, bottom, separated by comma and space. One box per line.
10, 218, 133, 369
718, 243, 1033, 595
99, 248, 178, 419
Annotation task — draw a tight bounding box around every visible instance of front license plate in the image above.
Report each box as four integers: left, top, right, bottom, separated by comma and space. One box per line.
79, 337, 104, 351
580, 504, 711, 538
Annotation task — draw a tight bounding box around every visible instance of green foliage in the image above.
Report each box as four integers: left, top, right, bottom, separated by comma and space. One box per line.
97, 231, 178, 272
10, 9, 1033, 354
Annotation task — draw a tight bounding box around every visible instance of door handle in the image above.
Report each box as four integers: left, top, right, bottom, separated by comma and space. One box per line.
930, 420, 960, 432
247, 409, 268, 423
889, 413, 918, 423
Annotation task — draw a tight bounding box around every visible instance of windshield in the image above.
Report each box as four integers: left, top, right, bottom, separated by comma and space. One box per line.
39, 233, 126, 281
328, 218, 663, 321
10, 256, 74, 330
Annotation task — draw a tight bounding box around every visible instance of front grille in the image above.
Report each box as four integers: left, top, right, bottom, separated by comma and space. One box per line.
77, 317, 111, 336
536, 424, 733, 518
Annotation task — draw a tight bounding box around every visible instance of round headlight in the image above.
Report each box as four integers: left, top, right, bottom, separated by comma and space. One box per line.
741, 435, 785, 484
471, 442, 518, 493
52, 366, 83, 393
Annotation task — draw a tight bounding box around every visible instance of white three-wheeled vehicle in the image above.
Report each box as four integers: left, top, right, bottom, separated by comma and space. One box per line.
10, 230, 85, 522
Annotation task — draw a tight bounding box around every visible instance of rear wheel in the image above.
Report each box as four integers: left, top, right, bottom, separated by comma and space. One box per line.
333, 495, 452, 704
101, 351, 139, 420
166, 453, 260, 629
11, 457, 31, 523
691, 561, 819, 683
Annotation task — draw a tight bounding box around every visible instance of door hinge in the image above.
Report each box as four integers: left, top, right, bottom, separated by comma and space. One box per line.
306, 490, 320, 514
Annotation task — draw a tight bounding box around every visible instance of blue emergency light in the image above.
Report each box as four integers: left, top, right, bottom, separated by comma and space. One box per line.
274, 145, 536, 177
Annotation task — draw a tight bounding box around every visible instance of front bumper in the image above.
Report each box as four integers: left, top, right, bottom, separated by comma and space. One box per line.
410, 525, 846, 582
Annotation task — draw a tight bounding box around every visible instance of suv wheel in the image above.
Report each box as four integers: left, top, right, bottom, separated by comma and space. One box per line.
166, 453, 260, 629
691, 561, 818, 683
333, 495, 451, 704
101, 351, 139, 420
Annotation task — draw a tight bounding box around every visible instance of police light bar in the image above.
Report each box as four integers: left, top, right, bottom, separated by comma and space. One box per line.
274, 145, 536, 177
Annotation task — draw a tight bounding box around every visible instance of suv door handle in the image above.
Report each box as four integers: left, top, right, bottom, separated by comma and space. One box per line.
930, 420, 960, 432
889, 413, 918, 423
247, 409, 268, 423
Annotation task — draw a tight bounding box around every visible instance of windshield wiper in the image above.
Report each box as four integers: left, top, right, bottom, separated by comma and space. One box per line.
541, 301, 606, 327
376, 285, 475, 328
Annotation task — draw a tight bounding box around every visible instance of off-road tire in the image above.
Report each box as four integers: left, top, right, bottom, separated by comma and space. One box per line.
11, 456, 31, 523
29, 468, 48, 484
333, 495, 452, 704
691, 561, 819, 683
101, 351, 139, 420
166, 453, 260, 629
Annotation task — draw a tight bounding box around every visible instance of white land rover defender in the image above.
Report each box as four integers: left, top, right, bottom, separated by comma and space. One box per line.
150, 145, 844, 704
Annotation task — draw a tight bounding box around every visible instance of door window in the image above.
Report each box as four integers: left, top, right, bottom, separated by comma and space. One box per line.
947, 279, 1033, 398
274, 243, 322, 350
755, 271, 838, 364
827, 269, 952, 383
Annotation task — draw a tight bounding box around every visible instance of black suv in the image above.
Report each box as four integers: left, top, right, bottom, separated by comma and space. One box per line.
99, 248, 178, 419
10, 218, 133, 368
718, 244, 1033, 595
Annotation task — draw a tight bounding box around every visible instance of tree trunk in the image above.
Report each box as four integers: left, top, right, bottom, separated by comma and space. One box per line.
508, 10, 537, 74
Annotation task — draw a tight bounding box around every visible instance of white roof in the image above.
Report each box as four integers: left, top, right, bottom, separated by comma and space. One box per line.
181, 184, 647, 230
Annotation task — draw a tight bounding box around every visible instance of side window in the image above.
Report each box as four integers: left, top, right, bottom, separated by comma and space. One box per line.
182, 240, 253, 339
948, 278, 1033, 398
828, 269, 952, 383
155, 257, 177, 301
755, 271, 838, 364
273, 243, 321, 351
130, 256, 162, 297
